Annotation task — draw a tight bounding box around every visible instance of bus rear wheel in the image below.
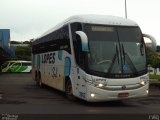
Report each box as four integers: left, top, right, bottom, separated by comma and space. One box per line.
36, 73, 43, 88
65, 80, 75, 100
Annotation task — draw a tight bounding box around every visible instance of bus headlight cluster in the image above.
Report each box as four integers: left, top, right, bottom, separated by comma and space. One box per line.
140, 76, 149, 86
98, 83, 104, 87
92, 78, 107, 89
94, 83, 107, 89
90, 93, 95, 97
140, 80, 146, 86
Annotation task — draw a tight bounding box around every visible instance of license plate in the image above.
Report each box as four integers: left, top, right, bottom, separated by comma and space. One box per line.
118, 93, 129, 97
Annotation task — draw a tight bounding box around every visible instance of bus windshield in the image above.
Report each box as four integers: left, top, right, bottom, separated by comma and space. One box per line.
84, 24, 146, 77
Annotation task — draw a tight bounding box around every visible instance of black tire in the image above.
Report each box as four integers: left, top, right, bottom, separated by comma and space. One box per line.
65, 80, 76, 101
36, 73, 43, 88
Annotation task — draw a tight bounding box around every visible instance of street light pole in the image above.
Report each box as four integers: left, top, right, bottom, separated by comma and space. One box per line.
125, 0, 127, 19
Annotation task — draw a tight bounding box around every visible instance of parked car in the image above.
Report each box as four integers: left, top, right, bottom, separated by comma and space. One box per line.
1, 60, 32, 73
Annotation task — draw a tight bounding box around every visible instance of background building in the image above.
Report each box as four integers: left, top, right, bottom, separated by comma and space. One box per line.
0, 29, 10, 48
0, 29, 16, 67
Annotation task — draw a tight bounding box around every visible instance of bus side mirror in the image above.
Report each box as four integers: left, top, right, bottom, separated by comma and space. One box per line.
75, 31, 89, 52
143, 33, 157, 52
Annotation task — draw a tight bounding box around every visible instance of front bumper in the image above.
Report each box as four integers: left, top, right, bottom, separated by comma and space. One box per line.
86, 83, 149, 102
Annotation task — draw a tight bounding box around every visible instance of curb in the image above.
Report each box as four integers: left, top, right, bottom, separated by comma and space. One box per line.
149, 80, 160, 89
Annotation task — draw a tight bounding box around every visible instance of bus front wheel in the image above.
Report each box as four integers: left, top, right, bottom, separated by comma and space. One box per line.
65, 80, 75, 100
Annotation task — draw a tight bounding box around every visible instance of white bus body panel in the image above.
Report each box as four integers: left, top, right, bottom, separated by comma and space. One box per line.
72, 68, 149, 102
38, 50, 73, 91
86, 83, 149, 102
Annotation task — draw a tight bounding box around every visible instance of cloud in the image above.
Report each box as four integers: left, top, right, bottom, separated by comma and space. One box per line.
0, 0, 160, 45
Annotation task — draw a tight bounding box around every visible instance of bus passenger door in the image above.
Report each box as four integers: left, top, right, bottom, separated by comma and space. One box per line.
37, 55, 40, 71
36, 55, 41, 78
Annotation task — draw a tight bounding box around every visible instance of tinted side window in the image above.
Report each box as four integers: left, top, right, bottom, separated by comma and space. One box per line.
71, 23, 82, 65
32, 25, 71, 54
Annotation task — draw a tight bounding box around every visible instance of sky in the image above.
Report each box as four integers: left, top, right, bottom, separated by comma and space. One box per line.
0, 0, 160, 45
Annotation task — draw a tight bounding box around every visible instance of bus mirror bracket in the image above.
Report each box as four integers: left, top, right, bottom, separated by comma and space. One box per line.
75, 31, 89, 52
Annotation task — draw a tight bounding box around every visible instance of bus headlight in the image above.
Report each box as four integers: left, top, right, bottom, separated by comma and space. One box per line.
140, 76, 149, 86
91, 93, 95, 97
95, 83, 106, 88
91, 77, 107, 89
98, 83, 104, 87
140, 80, 146, 86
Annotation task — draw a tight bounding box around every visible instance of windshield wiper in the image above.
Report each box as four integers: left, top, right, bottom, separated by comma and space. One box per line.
140, 39, 145, 56
122, 44, 125, 64
116, 45, 119, 64
121, 44, 138, 74
108, 45, 119, 73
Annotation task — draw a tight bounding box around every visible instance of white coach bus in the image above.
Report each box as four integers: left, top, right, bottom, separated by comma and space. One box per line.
32, 15, 153, 102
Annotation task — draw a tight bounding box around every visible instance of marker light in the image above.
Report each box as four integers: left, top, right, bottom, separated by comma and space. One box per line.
91, 93, 95, 97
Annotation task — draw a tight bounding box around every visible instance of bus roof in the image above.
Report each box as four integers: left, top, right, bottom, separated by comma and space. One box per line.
33, 15, 139, 43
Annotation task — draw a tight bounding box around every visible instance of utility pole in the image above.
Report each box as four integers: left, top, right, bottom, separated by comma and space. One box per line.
125, 0, 127, 19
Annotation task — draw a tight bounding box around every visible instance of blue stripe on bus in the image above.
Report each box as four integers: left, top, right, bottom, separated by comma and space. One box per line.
64, 57, 71, 76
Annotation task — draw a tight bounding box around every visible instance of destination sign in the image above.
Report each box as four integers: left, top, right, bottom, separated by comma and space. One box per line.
91, 26, 114, 32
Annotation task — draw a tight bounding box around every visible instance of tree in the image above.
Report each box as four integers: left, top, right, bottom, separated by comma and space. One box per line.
146, 47, 160, 74
10, 41, 21, 44
23, 41, 31, 44
15, 46, 31, 61
151, 55, 160, 74
157, 45, 160, 52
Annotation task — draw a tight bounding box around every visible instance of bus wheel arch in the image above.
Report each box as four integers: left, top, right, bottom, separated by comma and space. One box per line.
35, 71, 39, 81
35, 71, 38, 81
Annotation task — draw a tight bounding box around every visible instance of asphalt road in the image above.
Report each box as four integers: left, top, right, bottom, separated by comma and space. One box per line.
0, 73, 160, 120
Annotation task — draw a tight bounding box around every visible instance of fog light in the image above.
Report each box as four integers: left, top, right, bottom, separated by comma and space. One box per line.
146, 90, 149, 94
91, 93, 95, 97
